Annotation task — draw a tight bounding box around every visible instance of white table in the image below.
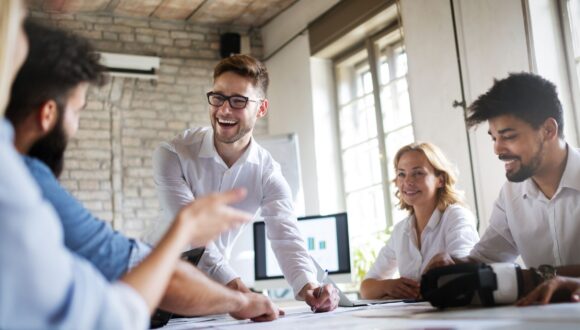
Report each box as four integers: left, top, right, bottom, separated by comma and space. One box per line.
162, 301, 580, 329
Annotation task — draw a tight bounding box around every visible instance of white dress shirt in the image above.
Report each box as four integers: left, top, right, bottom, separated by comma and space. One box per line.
365, 204, 479, 281
470, 145, 580, 268
150, 127, 317, 295
0, 119, 148, 329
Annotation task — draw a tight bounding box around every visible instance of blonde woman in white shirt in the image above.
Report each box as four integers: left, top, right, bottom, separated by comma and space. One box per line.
360, 142, 479, 299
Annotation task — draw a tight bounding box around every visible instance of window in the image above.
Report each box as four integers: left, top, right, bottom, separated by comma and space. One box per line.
335, 28, 414, 271
566, 0, 580, 84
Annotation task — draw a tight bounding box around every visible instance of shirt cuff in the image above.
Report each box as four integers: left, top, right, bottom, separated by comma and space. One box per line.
128, 240, 153, 270
291, 271, 318, 299
211, 263, 240, 285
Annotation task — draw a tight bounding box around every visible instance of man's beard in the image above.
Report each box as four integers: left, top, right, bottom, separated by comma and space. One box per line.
500, 143, 544, 183
212, 120, 252, 144
214, 128, 252, 144
28, 121, 69, 178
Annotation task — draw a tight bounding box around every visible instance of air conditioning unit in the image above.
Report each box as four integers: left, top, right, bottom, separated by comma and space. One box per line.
99, 52, 160, 80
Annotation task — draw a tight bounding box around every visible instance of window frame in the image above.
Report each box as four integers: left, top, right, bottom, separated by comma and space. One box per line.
558, 0, 580, 119
332, 25, 413, 231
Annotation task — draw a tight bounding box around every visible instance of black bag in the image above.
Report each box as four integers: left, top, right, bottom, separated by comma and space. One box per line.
420, 263, 498, 308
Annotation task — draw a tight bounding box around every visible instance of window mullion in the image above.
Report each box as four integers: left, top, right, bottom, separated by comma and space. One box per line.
558, 0, 580, 146
365, 38, 393, 228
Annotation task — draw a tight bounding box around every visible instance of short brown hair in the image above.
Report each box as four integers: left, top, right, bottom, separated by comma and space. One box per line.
393, 142, 466, 214
213, 54, 269, 97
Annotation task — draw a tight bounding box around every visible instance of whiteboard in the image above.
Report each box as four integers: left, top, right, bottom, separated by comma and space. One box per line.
228, 133, 305, 286
255, 133, 305, 215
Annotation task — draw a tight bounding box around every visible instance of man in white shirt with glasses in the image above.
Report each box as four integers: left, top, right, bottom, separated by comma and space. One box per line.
150, 54, 338, 312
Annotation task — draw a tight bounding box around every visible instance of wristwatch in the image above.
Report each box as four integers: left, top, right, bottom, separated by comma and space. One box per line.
531, 264, 557, 286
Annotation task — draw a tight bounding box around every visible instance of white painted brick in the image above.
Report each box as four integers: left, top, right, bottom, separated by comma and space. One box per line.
77, 15, 113, 24
156, 37, 173, 46
150, 20, 184, 30
175, 39, 191, 47
114, 17, 149, 28
135, 27, 170, 38
78, 160, 102, 170
136, 34, 154, 43
119, 33, 135, 42
141, 119, 166, 129
124, 198, 144, 208
83, 201, 104, 211
70, 170, 110, 180
103, 32, 118, 41
136, 211, 158, 221
100, 181, 112, 190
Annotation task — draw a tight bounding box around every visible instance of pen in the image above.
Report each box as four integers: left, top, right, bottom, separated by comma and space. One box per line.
312, 269, 328, 313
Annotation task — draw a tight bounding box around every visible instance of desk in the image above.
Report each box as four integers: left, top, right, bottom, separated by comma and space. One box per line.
163, 301, 580, 329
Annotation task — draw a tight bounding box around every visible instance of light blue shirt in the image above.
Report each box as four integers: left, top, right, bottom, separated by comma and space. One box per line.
0, 119, 148, 329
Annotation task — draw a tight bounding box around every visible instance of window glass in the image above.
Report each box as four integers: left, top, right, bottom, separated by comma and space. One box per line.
334, 28, 414, 283
568, 0, 580, 84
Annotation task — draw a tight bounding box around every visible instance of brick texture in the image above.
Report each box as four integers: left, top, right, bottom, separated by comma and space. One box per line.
30, 11, 267, 239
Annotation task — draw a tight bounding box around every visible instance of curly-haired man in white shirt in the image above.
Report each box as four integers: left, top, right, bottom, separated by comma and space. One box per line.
426, 72, 580, 305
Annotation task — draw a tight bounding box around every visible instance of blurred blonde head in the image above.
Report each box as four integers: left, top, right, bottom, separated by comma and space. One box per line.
0, 0, 25, 114
393, 142, 465, 214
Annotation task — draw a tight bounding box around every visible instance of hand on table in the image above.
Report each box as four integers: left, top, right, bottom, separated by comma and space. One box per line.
517, 276, 580, 306
299, 283, 339, 313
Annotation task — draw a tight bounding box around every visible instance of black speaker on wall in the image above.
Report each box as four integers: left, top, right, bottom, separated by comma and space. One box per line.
220, 32, 241, 58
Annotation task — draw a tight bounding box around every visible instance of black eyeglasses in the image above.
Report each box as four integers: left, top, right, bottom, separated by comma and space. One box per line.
206, 92, 261, 109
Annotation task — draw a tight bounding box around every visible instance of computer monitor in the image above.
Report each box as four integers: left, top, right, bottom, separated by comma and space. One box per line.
252, 212, 351, 290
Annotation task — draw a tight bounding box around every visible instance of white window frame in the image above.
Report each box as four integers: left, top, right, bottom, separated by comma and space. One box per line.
333, 26, 414, 233
559, 0, 580, 117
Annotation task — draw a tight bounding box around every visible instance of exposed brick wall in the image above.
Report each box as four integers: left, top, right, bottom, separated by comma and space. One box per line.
30, 11, 267, 239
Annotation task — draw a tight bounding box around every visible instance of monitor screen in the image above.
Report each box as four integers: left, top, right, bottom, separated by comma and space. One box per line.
253, 212, 351, 282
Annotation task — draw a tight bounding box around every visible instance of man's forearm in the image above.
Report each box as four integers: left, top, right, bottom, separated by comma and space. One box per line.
451, 256, 477, 264
158, 260, 246, 316
555, 265, 580, 277
518, 265, 580, 297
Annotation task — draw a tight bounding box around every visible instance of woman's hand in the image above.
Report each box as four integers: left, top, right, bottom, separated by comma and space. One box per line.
383, 277, 421, 299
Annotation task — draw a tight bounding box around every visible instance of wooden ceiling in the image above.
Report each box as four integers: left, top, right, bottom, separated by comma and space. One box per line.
30, 0, 299, 27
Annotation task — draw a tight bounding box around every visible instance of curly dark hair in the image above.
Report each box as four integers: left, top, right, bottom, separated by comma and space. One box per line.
5, 19, 107, 177
5, 18, 107, 126
466, 72, 564, 137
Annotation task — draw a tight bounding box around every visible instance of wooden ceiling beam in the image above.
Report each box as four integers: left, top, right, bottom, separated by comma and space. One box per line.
188, 0, 253, 25
114, 0, 164, 17
28, 0, 300, 28
152, 0, 205, 20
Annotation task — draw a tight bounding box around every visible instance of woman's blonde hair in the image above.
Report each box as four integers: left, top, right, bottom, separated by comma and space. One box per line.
0, 0, 23, 114
393, 142, 465, 214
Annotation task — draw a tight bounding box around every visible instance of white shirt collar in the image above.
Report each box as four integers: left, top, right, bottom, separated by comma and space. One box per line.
522, 144, 580, 199
198, 128, 261, 167
559, 145, 580, 192
404, 207, 443, 236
